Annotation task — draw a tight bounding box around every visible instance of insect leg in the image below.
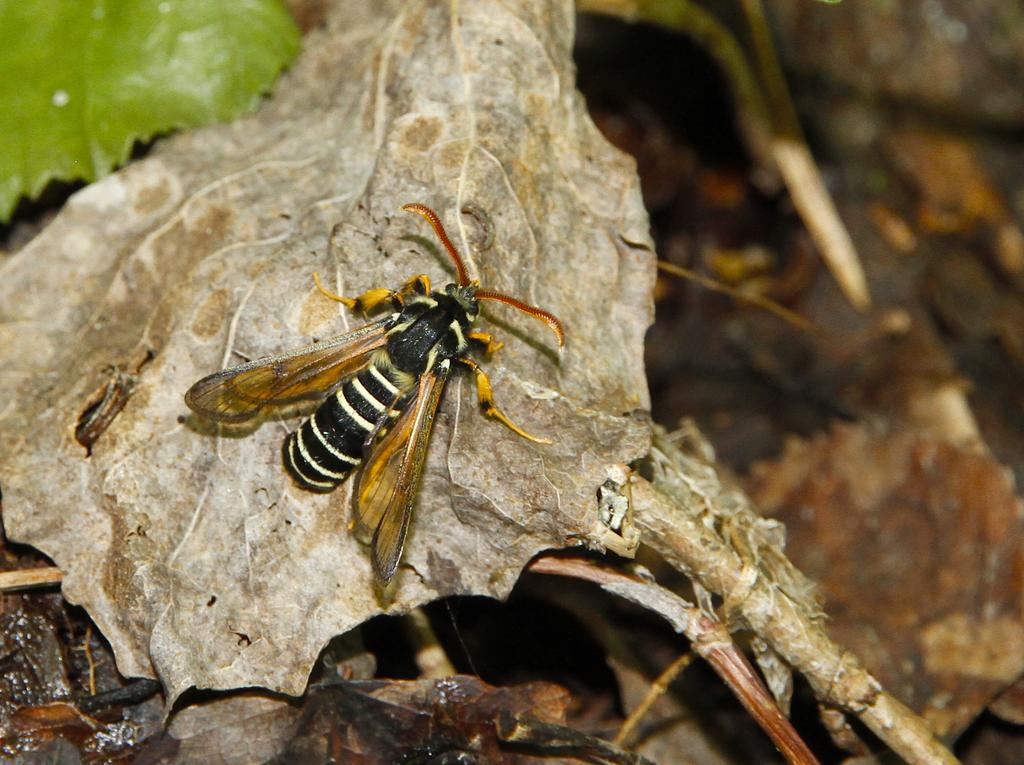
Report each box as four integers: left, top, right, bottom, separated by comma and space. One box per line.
468, 331, 503, 356
398, 274, 430, 299
456, 358, 551, 444
313, 272, 401, 314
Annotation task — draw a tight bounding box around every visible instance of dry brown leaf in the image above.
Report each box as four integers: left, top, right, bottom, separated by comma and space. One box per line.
267, 677, 573, 765
0, 0, 653, 702
0, 702, 139, 758
159, 694, 302, 765
989, 676, 1024, 726
0, 603, 75, 726
883, 129, 1015, 235
747, 423, 1024, 738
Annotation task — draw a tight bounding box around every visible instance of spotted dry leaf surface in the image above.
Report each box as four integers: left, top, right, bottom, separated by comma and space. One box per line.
0, 0, 653, 700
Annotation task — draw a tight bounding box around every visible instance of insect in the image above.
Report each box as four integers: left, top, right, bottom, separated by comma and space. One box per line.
185, 203, 564, 583
76, 366, 136, 456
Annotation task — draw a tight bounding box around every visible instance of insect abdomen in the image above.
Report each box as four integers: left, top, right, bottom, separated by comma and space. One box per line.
284, 360, 403, 492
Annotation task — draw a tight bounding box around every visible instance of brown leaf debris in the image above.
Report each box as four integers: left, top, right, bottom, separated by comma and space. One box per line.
0, 0, 653, 702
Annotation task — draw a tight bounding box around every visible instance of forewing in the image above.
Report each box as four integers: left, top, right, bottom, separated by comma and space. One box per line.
353, 361, 450, 582
185, 318, 391, 423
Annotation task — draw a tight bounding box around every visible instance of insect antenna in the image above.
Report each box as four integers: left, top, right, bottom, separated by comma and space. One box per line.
402, 203, 470, 286
403, 202, 564, 348
475, 289, 565, 348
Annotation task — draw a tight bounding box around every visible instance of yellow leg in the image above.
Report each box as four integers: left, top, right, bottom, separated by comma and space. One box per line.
458, 358, 551, 444
468, 331, 503, 356
313, 272, 407, 315
399, 274, 430, 299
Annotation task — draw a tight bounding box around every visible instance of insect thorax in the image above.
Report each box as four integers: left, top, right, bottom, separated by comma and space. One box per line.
385, 288, 476, 374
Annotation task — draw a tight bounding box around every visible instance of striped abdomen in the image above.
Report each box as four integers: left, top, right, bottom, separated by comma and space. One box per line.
285, 357, 409, 492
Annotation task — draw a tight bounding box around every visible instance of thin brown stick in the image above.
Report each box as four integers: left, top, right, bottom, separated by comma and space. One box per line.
0, 566, 63, 592
771, 140, 871, 310
84, 625, 97, 695
739, 0, 870, 310
657, 260, 817, 334
528, 556, 820, 765
402, 608, 457, 679
614, 651, 695, 748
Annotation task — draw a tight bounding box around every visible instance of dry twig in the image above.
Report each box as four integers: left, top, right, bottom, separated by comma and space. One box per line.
657, 260, 816, 333
613, 650, 695, 748
631, 427, 960, 765
579, 0, 871, 310
403, 608, 457, 679
0, 566, 63, 592
529, 555, 820, 765
739, 0, 870, 310
83, 625, 97, 696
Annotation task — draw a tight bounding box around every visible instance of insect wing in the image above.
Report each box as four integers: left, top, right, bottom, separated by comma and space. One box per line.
353, 360, 450, 582
185, 318, 391, 423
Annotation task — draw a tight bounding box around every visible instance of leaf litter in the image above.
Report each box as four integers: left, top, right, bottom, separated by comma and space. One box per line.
0, 0, 654, 702
3, 1, 1017, 763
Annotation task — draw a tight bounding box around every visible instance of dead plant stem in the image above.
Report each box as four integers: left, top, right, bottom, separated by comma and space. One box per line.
632, 460, 959, 765
0, 566, 63, 592
614, 651, 695, 748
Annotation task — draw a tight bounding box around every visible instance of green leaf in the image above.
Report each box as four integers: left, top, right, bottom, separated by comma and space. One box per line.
0, 0, 300, 222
